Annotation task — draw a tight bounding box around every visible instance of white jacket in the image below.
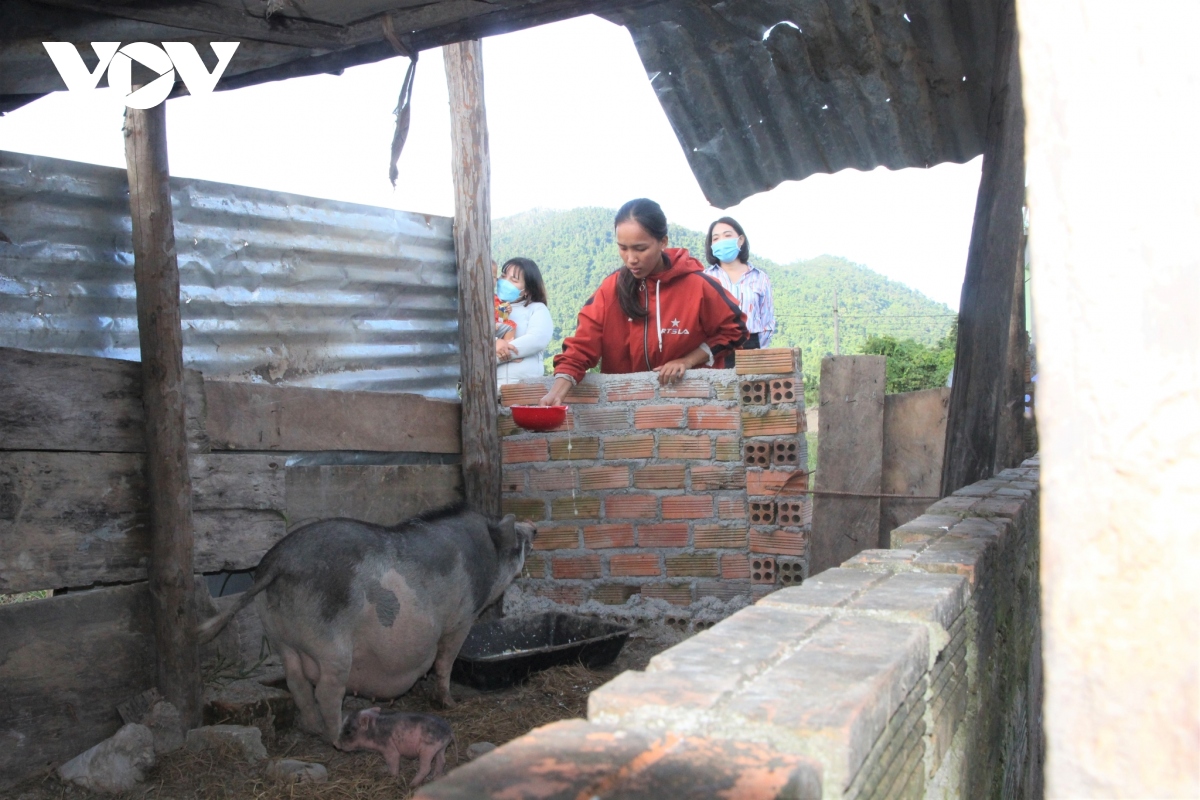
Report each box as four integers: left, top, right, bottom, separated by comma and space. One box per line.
497, 300, 553, 385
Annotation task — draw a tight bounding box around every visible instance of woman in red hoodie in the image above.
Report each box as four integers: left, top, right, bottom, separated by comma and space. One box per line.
540, 198, 747, 406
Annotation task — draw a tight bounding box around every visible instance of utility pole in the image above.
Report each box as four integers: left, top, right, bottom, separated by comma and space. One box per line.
833, 288, 841, 355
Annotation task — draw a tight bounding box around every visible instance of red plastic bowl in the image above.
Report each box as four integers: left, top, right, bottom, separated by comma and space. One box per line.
511, 405, 568, 432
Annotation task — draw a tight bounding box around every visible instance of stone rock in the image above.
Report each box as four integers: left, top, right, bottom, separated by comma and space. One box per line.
467, 742, 497, 761
185, 724, 268, 762
266, 759, 329, 784
203, 678, 294, 730
143, 700, 185, 754
57, 723, 156, 793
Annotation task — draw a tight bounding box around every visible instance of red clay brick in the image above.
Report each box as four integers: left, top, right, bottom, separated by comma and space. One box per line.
768, 377, 798, 404
634, 405, 685, 429
740, 380, 767, 405
565, 382, 601, 404
665, 553, 719, 577
687, 405, 740, 430
502, 438, 548, 464
749, 528, 807, 556
715, 435, 741, 461
502, 469, 526, 493
658, 434, 712, 459
502, 497, 545, 521
499, 383, 547, 407
690, 464, 746, 490
609, 553, 662, 577
521, 553, 547, 579
591, 583, 639, 605
531, 524, 579, 551
694, 524, 749, 549
574, 407, 630, 432
746, 469, 804, 496
721, 553, 751, 579
741, 408, 800, 437
550, 496, 600, 520
579, 465, 630, 490
637, 522, 689, 548
734, 347, 797, 375
583, 523, 635, 549
532, 584, 585, 605
659, 378, 712, 399
549, 436, 598, 460
497, 415, 520, 437
528, 467, 576, 491
662, 494, 714, 519
714, 379, 740, 401
634, 464, 686, 489
552, 554, 602, 579
604, 494, 658, 519
750, 555, 778, 584
602, 435, 654, 459
641, 583, 693, 605
605, 378, 655, 402
718, 497, 747, 519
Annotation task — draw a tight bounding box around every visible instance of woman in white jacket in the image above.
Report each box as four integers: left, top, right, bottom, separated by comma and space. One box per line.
495, 257, 553, 387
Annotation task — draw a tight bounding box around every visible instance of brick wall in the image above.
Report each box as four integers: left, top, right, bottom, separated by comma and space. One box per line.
498, 348, 809, 619
418, 456, 1042, 800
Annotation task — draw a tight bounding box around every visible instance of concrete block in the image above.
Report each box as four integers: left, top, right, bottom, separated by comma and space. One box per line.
759, 568, 887, 612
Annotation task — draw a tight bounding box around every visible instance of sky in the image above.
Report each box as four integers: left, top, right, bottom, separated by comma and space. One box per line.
0, 15, 981, 309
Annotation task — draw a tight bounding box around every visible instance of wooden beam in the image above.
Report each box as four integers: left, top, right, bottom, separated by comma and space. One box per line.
809, 355, 886, 575
940, 0, 1026, 495
123, 102, 201, 727
444, 39, 500, 518
993, 236, 1028, 472
880, 387, 951, 544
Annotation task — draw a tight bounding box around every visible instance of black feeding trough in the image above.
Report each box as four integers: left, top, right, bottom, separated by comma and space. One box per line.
451, 613, 632, 691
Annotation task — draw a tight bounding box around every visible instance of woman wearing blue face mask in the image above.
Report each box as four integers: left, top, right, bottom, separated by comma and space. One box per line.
704, 217, 776, 349
495, 258, 553, 387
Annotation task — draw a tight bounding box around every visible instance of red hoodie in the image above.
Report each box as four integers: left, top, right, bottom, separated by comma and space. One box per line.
553, 248, 748, 382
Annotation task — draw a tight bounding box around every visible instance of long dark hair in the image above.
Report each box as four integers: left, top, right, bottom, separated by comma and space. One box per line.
705, 216, 751, 265
614, 198, 669, 319
501, 257, 548, 306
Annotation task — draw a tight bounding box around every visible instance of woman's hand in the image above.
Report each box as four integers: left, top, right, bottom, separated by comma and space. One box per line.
495, 339, 518, 362
654, 359, 689, 385
540, 377, 573, 406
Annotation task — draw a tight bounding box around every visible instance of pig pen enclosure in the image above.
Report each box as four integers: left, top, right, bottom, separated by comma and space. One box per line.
0, 152, 684, 797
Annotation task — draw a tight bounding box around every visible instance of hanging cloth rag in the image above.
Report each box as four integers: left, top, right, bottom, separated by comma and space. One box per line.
383, 16, 418, 187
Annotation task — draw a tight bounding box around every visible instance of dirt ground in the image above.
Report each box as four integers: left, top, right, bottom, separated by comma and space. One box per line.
7, 632, 670, 800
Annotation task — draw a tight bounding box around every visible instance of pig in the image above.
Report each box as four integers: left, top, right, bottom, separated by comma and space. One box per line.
196, 505, 536, 743
338, 707, 454, 785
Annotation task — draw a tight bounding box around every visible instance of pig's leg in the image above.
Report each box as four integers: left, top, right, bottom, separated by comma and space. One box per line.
278, 643, 323, 736
383, 747, 402, 777
430, 744, 448, 780
313, 646, 353, 743
431, 623, 472, 708
412, 749, 436, 786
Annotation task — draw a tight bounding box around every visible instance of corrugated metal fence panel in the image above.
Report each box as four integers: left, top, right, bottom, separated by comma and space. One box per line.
0, 151, 461, 398
615, 0, 999, 208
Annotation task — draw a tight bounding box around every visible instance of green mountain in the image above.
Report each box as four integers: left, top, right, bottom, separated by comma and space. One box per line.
492, 207, 956, 375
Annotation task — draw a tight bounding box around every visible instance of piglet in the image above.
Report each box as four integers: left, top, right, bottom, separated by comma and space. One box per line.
338, 708, 454, 785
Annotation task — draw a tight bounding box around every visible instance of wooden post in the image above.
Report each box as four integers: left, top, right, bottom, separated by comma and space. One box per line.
445, 39, 501, 519
993, 234, 1028, 472
940, 0, 1026, 495
123, 102, 201, 727
809, 355, 886, 575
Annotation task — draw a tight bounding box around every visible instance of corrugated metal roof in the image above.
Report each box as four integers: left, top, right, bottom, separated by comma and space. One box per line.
0, 150, 462, 398
612, 0, 1000, 207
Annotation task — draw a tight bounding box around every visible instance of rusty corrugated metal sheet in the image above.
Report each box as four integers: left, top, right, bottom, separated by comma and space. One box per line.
0, 151, 462, 398
614, 0, 1000, 208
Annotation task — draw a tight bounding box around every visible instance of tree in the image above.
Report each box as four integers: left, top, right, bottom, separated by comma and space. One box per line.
859, 321, 957, 394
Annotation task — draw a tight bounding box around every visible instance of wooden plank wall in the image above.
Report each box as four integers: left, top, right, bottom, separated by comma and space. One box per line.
0, 347, 463, 790
880, 387, 951, 543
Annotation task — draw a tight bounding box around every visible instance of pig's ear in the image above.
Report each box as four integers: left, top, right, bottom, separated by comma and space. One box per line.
490, 514, 518, 553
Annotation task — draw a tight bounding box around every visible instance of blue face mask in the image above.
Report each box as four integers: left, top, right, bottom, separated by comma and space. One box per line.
496, 278, 522, 303
711, 237, 741, 264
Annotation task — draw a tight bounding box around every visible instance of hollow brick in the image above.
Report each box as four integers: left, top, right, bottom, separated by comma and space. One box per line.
604, 494, 658, 519
497, 415, 520, 437
579, 465, 630, 490
591, 583, 639, 605
549, 436, 598, 460
687, 406, 740, 430
741, 408, 800, 437
749, 528, 807, 556
605, 378, 656, 402
634, 405, 685, 429
502, 439, 548, 464
602, 434, 655, 459
746, 469, 802, 496
718, 497, 747, 519
662, 494, 715, 519
528, 467, 576, 491
575, 407, 630, 432
583, 523, 635, 549
552, 554, 602, 580
721, 553, 751, 579
690, 464, 746, 490
501, 469, 526, 493
499, 383, 546, 407
665, 553, 720, 577
734, 347, 797, 375
658, 435, 713, 459
634, 464, 686, 489
502, 497, 545, 521
749, 555, 778, 584
521, 554, 547, 579
609, 553, 662, 577
739, 380, 767, 405
769, 377, 798, 404
694, 524, 749, 549
565, 382, 601, 404
550, 496, 600, 520
530, 524, 580, 551
637, 522, 689, 548
641, 583, 694, 606
659, 378, 712, 399
532, 584, 585, 605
